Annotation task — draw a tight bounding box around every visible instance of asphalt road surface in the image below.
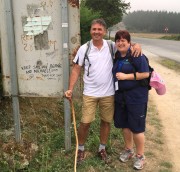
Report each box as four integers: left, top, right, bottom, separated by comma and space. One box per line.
131, 37, 180, 62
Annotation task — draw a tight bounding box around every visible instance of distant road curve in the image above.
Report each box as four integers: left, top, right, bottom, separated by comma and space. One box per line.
131, 37, 180, 62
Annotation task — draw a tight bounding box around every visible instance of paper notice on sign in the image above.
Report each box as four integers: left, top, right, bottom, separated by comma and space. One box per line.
23, 16, 52, 36
63, 43, 68, 48
62, 23, 68, 27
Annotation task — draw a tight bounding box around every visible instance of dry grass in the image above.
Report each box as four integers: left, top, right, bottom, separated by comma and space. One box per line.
130, 33, 173, 39
0, 95, 174, 172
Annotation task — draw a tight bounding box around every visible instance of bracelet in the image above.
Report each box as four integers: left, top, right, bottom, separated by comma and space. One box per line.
133, 72, 136, 80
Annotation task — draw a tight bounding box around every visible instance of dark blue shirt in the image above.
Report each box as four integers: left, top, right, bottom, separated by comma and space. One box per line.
112, 52, 149, 104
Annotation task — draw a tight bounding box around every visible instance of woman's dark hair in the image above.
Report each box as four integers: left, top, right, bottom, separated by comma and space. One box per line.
115, 30, 131, 43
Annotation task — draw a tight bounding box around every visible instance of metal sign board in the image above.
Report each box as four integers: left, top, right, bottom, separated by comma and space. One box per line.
0, 0, 80, 97
16, 0, 63, 97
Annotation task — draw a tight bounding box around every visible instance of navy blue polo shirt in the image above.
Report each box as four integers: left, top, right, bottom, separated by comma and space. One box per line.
113, 52, 149, 104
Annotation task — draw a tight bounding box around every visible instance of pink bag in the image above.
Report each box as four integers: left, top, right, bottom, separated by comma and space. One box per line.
150, 71, 166, 95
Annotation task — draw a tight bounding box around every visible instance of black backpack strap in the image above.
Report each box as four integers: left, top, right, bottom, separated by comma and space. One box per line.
127, 56, 137, 80
128, 55, 152, 89
107, 40, 116, 60
84, 41, 91, 76
84, 41, 91, 64
143, 55, 154, 90
84, 40, 116, 76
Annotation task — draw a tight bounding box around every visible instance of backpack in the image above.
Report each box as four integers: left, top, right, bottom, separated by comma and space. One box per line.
128, 55, 154, 90
84, 40, 115, 76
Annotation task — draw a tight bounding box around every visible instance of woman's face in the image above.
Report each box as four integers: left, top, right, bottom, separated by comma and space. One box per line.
115, 38, 130, 56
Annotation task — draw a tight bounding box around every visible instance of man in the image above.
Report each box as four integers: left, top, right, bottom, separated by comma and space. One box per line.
65, 18, 141, 164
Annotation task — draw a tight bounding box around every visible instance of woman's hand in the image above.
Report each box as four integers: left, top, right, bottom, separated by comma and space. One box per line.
116, 72, 127, 80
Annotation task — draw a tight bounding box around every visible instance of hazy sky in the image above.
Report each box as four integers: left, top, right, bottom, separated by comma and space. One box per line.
125, 0, 180, 13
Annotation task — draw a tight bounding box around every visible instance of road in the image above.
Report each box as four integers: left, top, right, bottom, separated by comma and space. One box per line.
132, 37, 180, 62
144, 50, 180, 171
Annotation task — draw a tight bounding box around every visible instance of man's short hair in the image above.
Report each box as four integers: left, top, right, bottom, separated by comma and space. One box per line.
91, 18, 107, 29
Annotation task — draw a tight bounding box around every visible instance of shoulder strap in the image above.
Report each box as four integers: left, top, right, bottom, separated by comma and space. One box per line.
144, 55, 154, 72
83, 41, 91, 76
83, 40, 115, 76
85, 40, 115, 62
127, 56, 138, 71
106, 40, 115, 60
84, 41, 91, 64
128, 55, 152, 89
127, 56, 137, 80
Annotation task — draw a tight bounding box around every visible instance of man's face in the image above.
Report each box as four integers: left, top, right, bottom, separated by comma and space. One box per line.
90, 23, 106, 41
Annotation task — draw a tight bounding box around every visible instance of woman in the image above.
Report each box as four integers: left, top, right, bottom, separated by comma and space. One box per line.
112, 30, 149, 170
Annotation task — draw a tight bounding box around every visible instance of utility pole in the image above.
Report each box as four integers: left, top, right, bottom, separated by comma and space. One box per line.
4, 0, 21, 142
62, 0, 71, 150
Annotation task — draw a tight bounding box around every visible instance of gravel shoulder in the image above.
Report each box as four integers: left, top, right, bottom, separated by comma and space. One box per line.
144, 50, 180, 172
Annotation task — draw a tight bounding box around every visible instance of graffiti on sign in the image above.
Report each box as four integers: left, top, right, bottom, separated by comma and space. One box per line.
46, 49, 58, 59
21, 33, 57, 51
40, 0, 53, 8
20, 61, 62, 81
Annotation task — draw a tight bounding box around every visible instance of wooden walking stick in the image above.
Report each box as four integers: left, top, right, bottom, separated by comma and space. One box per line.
70, 100, 78, 172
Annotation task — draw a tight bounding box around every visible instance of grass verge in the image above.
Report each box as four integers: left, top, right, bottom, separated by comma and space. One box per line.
130, 33, 180, 41
161, 34, 180, 41
0, 96, 173, 172
158, 58, 180, 73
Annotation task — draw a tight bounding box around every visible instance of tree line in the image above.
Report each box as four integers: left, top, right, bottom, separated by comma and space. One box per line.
123, 11, 180, 33
80, 0, 129, 44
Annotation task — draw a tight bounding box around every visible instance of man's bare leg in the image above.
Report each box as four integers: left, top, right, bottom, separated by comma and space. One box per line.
100, 120, 110, 144
78, 122, 91, 145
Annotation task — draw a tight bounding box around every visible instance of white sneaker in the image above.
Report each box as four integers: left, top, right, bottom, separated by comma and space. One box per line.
119, 148, 134, 162
133, 154, 145, 170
